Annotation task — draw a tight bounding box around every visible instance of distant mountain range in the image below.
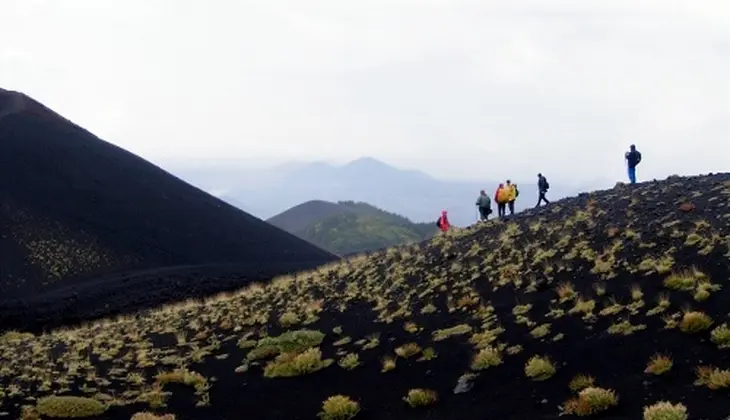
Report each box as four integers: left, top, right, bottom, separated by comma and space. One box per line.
267, 200, 438, 256
166, 157, 590, 227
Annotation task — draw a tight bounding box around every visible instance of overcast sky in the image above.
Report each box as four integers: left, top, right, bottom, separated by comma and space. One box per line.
2, 0, 728, 185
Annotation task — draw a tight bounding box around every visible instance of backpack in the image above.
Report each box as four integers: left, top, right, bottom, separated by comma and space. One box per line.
543, 178, 550, 190
514, 185, 519, 198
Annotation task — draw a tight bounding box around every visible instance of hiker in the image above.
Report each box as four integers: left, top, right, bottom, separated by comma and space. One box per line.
536, 173, 550, 207
475, 190, 492, 222
494, 184, 509, 218
625, 144, 642, 184
436, 210, 451, 232
505, 180, 519, 216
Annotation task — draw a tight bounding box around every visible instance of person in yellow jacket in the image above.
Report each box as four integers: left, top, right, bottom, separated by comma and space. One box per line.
505, 180, 519, 215
494, 183, 510, 218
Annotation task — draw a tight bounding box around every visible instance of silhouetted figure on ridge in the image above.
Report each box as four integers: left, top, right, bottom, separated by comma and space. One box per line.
475, 190, 492, 222
625, 144, 642, 184
436, 210, 451, 232
536, 173, 550, 207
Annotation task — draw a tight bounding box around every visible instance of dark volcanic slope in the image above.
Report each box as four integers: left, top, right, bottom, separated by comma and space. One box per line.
0, 89, 337, 310
1, 173, 729, 420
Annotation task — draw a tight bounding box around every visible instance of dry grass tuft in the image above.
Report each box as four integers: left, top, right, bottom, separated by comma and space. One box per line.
471, 346, 503, 370
263, 347, 333, 378
645, 354, 673, 375
524, 355, 556, 381
318, 395, 360, 420
679, 311, 713, 333
131, 413, 177, 420
568, 374, 595, 392
381, 356, 396, 373
694, 366, 730, 389
35, 395, 107, 418
642, 401, 688, 420
403, 389, 438, 407
395, 343, 422, 358
562, 387, 619, 416
710, 324, 730, 348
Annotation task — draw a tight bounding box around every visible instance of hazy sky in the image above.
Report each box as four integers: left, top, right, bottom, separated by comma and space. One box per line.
2, 0, 729, 184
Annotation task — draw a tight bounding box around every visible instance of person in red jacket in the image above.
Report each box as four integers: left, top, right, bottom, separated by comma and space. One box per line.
436, 210, 451, 232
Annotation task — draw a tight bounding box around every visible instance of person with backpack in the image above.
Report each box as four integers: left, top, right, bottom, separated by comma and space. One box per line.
536, 173, 550, 207
624, 144, 642, 184
494, 184, 508, 218
475, 190, 492, 222
436, 210, 451, 232
505, 179, 519, 216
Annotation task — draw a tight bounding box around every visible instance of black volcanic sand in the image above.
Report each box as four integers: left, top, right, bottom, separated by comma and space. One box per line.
1, 173, 730, 420
0, 89, 337, 320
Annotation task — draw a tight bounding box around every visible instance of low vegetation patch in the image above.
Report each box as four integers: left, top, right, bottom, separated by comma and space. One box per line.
471, 346, 503, 370
403, 389, 438, 407
263, 347, 333, 378
562, 387, 619, 416
35, 395, 107, 418
643, 401, 688, 420
318, 395, 360, 420
645, 354, 673, 375
525, 356, 556, 381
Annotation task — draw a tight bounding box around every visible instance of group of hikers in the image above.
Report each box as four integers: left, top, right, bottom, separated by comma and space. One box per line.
436, 144, 643, 232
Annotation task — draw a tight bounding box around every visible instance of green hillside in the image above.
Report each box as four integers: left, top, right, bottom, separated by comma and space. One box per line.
268, 200, 438, 255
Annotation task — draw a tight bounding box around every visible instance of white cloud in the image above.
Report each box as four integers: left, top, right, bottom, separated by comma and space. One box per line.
1, 0, 728, 187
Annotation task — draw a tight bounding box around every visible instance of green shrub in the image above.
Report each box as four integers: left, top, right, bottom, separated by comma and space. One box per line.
710, 324, 730, 348
679, 311, 713, 333
318, 395, 360, 420
36, 395, 106, 418
643, 401, 688, 420
562, 387, 618, 416
403, 389, 438, 407
471, 346, 503, 370
525, 355, 556, 381
263, 347, 333, 378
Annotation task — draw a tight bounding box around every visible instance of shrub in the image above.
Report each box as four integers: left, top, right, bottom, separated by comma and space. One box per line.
530, 324, 551, 338
395, 343, 421, 358
432, 324, 472, 341
279, 312, 301, 327
663, 271, 697, 291
36, 395, 107, 418
643, 401, 688, 420
318, 395, 360, 420
131, 413, 176, 420
525, 356, 556, 381
695, 366, 730, 389
338, 353, 360, 370
247, 329, 325, 361
562, 387, 618, 416
645, 354, 673, 375
679, 311, 713, 333
263, 347, 333, 378
381, 356, 396, 373
710, 324, 730, 348
471, 346, 503, 370
403, 389, 438, 407
568, 374, 595, 392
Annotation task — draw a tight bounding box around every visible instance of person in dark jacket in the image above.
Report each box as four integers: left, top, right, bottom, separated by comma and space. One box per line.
625, 144, 642, 184
475, 190, 492, 221
536, 173, 550, 207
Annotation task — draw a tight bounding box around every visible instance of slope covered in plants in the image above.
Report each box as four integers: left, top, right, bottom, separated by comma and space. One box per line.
268, 200, 437, 255
1, 173, 729, 420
